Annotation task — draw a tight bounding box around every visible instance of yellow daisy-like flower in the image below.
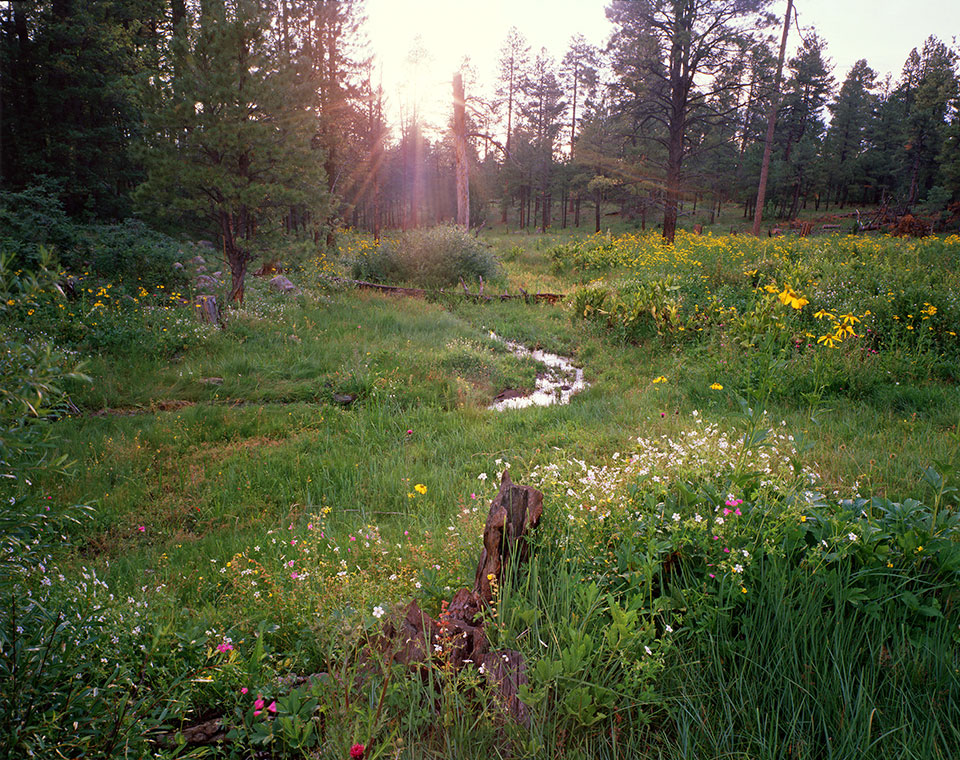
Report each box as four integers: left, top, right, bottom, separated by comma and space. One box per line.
651, 376, 668, 384
778, 287, 809, 310
414, 483, 427, 495
710, 383, 723, 390
813, 308, 836, 320
817, 334, 838, 348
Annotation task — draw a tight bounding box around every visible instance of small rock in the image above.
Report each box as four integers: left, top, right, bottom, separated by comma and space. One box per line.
196, 274, 219, 291
332, 392, 357, 406
269, 275, 298, 293
201, 377, 224, 386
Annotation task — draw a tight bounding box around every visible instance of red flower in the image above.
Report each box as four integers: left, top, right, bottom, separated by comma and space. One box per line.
350, 743, 365, 759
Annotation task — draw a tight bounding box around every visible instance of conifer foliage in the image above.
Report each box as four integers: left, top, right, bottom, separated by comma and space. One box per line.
136, 0, 328, 302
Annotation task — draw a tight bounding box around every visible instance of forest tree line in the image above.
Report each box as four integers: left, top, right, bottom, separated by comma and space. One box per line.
2, 0, 959, 265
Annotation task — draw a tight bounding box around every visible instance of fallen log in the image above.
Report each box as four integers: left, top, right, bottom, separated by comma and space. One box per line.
328, 276, 565, 304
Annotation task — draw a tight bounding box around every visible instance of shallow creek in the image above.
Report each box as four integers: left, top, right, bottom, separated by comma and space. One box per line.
487, 333, 588, 411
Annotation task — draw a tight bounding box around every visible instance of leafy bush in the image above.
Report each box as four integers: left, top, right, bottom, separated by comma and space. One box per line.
0, 181, 82, 268
350, 224, 502, 288
82, 220, 188, 288
1, 182, 188, 286
2, 251, 211, 359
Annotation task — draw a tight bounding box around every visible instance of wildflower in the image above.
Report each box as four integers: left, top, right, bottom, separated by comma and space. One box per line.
372, 605, 385, 619
664, 624, 673, 633
477, 472, 488, 481
414, 483, 427, 495
241, 687, 248, 694
817, 333, 838, 348
406, 429, 413, 435
216, 642, 233, 653
710, 383, 723, 390
137, 525, 145, 532
847, 533, 857, 542
651, 376, 667, 384
724, 497, 743, 507
644, 646, 653, 655
672, 513, 681, 522
813, 308, 836, 320
733, 564, 743, 573
350, 744, 365, 760
777, 287, 809, 309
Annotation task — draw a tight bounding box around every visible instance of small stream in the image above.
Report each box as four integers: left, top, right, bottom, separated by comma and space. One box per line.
488, 334, 588, 411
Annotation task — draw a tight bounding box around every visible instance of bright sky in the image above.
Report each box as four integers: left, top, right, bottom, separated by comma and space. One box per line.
363, 0, 960, 133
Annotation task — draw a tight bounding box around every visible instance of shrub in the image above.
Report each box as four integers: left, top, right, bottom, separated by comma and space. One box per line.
0, 181, 81, 269
82, 220, 188, 288
350, 225, 502, 288
1, 182, 188, 287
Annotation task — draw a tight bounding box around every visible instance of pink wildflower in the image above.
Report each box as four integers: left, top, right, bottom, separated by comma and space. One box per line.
241, 687, 248, 694
137, 525, 145, 532
217, 642, 233, 653
350, 744, 365, 759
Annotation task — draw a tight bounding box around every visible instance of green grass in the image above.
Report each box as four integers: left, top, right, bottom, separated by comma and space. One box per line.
5, 228, 959, 758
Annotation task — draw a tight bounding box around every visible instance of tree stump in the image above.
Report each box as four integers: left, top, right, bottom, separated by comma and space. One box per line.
474, 470, 544, 604
195, 294, 221, 327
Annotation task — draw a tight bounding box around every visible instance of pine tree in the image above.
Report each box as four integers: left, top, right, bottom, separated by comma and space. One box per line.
823, 59, 876, 207
606, 0, 773, 241
136, 0, 327, 303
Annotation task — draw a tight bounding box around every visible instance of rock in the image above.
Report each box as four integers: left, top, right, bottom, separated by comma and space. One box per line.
200, 377, 224, 386
332, 392, 357, 406
195, 274, 219, 291
269, 275, 298, 293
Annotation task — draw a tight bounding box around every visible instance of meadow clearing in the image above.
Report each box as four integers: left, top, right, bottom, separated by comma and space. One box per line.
3, 224, 959, 759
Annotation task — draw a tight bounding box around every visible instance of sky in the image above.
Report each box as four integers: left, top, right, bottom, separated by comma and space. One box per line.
362, 0, 960, 133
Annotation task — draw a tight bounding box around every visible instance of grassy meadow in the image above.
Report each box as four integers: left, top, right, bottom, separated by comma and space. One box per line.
2, 222, 959, 758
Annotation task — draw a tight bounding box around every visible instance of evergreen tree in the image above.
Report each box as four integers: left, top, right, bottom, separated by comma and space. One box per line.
823, 59, 877, 207
606, 0, 773, 241
1, 0, 163, 219
136, 0, 327, 303
774, 32, 834, 217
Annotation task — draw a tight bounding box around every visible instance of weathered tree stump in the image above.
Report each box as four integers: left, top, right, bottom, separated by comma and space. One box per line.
474, 470, 544, 604
195, 294, 222, 327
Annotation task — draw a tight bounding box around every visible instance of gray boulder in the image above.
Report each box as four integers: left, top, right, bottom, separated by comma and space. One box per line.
269, 275, 298, 293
